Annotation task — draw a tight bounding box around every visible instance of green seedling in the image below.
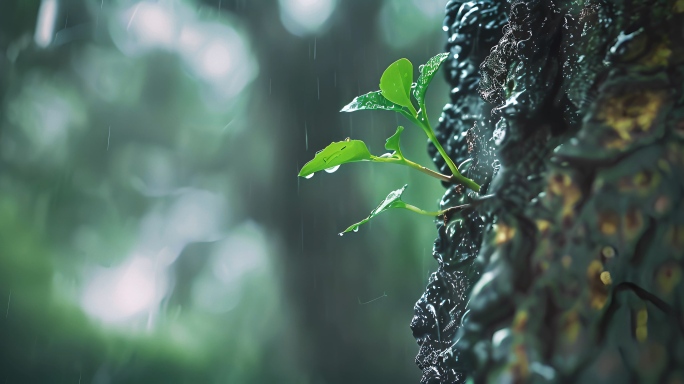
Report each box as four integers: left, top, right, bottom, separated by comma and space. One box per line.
340, 185, 448, 235
299, 52, 481, 234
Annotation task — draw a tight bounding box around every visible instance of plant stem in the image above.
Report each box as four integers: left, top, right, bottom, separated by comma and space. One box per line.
370, 156, 452, 184
417, 108, 481, 192
403, 158, 452, 183
399, 107, 481, 192
402, 203, 445, 217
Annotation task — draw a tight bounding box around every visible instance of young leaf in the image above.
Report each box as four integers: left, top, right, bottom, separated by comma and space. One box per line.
299, 140, 373, 178
340, 185, 408, 234
385, 126, 404, 158
413, 52, 449, 107
340, 91, 407, 113
379, 58, 414, 111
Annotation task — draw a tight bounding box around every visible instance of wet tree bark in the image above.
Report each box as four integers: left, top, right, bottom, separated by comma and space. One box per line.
412, 0, 684, 382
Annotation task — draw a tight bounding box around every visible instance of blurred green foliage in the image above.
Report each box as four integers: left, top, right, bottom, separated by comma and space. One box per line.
0, 0, 451, 383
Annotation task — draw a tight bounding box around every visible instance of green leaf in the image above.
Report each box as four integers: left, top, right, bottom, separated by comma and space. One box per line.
299, 140, 373, 178
413, 52, 449, 107
385, 126, 404, 158
340, 185, 408, 234
379, 58, 414, 111
340, 91, 407, 113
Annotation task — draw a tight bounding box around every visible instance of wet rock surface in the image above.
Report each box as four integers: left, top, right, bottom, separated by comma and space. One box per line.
412, 0, 684, 382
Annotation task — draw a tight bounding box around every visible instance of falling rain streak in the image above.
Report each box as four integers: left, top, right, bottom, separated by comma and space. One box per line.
96, 0, 103, 26
126, 3, 141, 30
358, 292, 387, 305
296, 163, 301, 195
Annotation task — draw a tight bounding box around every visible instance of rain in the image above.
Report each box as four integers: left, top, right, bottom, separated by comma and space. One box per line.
0, 1, 454, 383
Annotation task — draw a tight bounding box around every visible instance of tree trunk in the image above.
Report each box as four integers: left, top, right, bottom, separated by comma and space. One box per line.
412, 0, 684, 382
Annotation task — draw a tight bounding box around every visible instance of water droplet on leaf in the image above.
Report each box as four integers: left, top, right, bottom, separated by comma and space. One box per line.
324, 165, 340, 173
304, 173, 315, 179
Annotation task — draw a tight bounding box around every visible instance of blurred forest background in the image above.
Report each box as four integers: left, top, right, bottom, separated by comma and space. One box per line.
0, 0, 453, 383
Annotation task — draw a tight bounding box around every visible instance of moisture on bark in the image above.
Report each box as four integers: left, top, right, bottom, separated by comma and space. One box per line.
412, 0, 684, 382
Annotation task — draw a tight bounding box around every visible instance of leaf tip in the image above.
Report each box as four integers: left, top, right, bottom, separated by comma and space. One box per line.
298, 169, 314, 179
339, 225, 357, 235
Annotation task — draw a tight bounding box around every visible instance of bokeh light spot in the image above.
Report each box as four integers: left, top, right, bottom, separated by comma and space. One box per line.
279, 0, 337, 36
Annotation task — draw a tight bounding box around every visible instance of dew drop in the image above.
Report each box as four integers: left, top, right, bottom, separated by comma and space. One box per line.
338, 232, 344, 237
304, 173, 314, 179
324, 165, 340, 173
379, 152, 393, 158
353, 227, 359, 233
